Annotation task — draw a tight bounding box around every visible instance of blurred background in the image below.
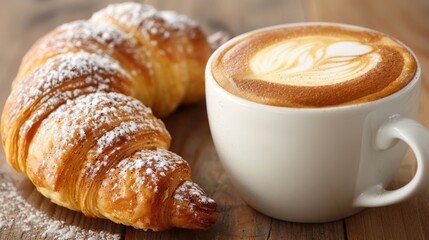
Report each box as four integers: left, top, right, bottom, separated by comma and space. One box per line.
1, 0, 428, 89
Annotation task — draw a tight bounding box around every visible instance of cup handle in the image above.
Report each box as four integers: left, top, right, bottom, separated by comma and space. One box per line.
353, 115, 429, 207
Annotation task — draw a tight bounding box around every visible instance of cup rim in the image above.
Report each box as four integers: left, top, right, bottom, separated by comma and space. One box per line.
206, 22, 422, 113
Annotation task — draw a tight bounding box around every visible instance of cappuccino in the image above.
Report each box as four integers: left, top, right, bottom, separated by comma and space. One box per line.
211, 24, 417, 107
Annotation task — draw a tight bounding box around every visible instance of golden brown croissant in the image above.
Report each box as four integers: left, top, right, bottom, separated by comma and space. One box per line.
1, 2, 217, 231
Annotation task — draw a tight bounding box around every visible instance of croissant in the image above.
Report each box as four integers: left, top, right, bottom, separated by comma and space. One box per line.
1, 2, 218, 231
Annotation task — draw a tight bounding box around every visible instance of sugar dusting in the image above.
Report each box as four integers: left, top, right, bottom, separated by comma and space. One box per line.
40, 20, 137, 55
49, 92, 155, 152
86, 119, 167, 180
39, 92, 166, 186
0, 181, 120, 240
174, 181, 215, 210
91, 2, 198, 40
3, 1, 214, 233
95, 121, 139, 155
20, 76, 112, 138
105, 149, 187, 200
13, 51, 127, 125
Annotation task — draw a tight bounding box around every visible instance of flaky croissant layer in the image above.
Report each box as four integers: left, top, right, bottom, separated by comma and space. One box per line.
1, 2, 217, 231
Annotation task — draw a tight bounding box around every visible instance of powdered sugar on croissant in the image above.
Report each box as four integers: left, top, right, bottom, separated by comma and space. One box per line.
1, 2, 217, 231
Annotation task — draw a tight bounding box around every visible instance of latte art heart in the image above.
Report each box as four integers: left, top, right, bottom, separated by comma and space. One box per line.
249, 38, 381, 86
212, 24, 417, 107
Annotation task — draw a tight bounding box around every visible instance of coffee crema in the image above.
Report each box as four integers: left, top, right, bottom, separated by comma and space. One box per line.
211, 24, 417, 107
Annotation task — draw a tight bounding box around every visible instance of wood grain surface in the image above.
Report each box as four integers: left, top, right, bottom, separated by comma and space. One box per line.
0, 0, 428, 239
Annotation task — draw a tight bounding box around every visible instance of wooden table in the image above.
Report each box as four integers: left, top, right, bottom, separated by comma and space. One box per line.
1, 0, 428, 239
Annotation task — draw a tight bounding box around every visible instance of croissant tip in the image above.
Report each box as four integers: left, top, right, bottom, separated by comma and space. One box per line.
170, 181, 218, 229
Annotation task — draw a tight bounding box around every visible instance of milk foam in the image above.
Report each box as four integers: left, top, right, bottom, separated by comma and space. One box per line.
249, 36, 381, 86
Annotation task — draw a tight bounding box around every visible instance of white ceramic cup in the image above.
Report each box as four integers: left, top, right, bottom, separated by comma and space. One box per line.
206, 23, 429, 222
